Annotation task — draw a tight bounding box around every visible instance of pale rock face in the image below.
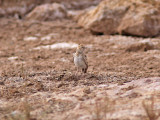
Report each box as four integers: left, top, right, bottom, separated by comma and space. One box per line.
26, 3, 67, 21
77, 0, 129, 35
77, 0, 160, 37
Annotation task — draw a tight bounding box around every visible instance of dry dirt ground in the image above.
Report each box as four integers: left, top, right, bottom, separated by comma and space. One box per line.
0, 18, 160, 120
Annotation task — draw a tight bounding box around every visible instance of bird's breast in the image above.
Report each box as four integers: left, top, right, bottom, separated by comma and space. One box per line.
74, 55, 86, 68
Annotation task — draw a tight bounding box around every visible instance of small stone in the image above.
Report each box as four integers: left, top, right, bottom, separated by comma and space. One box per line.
83, 87, 91, 94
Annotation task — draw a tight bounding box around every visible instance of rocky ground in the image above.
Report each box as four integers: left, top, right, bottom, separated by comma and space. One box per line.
0, 0, 160, 120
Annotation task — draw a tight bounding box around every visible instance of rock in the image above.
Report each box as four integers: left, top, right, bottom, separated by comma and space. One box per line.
83, 87, 91, 94
0, 0, 102, 18
125, 41, 154, 52
26, 3, 68, 21
77, 0, 160, 37
0, 0, 40, 18
67, 10, 85, 19
118, 0, 160, 37
0, 8, 6, 17
67, 6, 96, 20
77, 0, 129, 35
62, 0, 102, 10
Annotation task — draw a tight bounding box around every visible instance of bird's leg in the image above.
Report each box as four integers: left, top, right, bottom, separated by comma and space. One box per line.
76, 67, 79, 76
82, 68, 87, 75
82, 69, 85, 76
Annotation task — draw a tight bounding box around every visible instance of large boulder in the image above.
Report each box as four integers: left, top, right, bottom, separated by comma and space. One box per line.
77, 0, 160, 37
26, 3, 67, 21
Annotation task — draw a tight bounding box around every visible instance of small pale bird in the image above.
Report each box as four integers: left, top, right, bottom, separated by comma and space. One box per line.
73, 44, 88, 73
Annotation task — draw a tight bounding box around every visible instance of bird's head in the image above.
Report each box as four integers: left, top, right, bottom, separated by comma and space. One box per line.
77, 44, 85, 53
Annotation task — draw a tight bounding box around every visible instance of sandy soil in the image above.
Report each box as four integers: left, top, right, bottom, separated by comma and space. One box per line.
0, 17, 160, 120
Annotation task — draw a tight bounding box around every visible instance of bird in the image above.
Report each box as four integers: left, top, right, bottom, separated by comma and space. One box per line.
73, 44, 88, 73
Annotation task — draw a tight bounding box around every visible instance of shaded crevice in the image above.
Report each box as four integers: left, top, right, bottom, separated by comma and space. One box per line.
90, 30, 104, 35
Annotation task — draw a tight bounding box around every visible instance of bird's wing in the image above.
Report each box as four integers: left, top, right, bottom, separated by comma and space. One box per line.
82, 54, 88, 68
72, 53, 76, 62
73, 53, 75, 57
